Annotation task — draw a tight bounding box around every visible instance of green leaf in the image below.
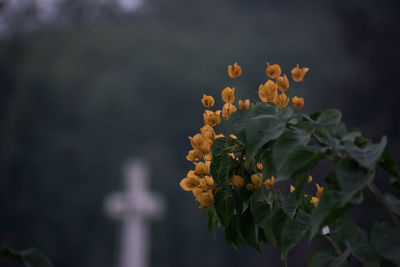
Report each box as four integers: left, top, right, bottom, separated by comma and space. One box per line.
335, 158, 373, 201
208, 205, 219, 239
370, 221, 400, 265
224, 215, 241, 249
214, 190, 235, 225
249, 188, 271, 226
310, 190, 349, 238
0, 246, 53, 267
317, 109, 342, 126
330, 216, 380, 264
270, 208, 288, 247
273, 129, 324, 180
210, 137, 236, 186
282, 196, 298, 219
245, 114, 285, 159
384, 194, 400, 216
379, 151, 400, 180
307, 249, 351, 267
20, 249, 53, 267
238, 209, 260, 251
344, 136, 387, 170
280, 210, 310, 260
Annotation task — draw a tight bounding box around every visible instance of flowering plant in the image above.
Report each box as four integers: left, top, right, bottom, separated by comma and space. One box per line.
180, 62, 400, 266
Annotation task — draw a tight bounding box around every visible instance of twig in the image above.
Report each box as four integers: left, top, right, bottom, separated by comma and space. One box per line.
324, 235, 343, 256
368, 183, 400, 228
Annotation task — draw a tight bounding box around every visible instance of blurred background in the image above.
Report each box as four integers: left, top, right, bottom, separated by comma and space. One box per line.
0, 0, 399, 266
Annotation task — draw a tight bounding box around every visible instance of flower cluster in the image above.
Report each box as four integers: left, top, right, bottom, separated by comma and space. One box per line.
290, 176, 325, 206
259, 62, 309, 109
180, 61, 313, 209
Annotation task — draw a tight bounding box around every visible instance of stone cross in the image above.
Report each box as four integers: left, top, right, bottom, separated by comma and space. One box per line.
104, 158, 165, 267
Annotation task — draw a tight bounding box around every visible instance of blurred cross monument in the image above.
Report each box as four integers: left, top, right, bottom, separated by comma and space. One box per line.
104, 158, 165, 267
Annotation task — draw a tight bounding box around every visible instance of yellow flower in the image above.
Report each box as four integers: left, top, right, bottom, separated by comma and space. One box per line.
276, 74, 289, 92
229, 134, 237, 140
215, 134, 225, 139
201, 94, 215, 108
246, 173, 263, 191
315, 183, 324, 198
204, 176, 214, 185
189, 133, 211, 154
228, 62, 242, 78
273, 92, 289, 109
256, 162, 263, 170
290, 185, 296, 193
238, 99, 250, 110
186, 149, 203, 161
196, 190, 215, 209
308, 175, 312, 183
221, 87, 235, 104
310, 197, 320, 206
266, 62, 282, 79
263, 176, 275, 190
204, 153, 212, 161
222, 103, 237, 120
179, 171, 201, 191
200, 124, 216, 141
258, 80, 277, 102
194, 162, 210, 177
292, 96, 304, 109
203, 110, 222, 126
291, 64, 309, 82
230, 175, 244, 188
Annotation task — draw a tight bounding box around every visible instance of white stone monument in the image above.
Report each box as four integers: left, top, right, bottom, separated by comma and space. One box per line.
104, 158, 165, 267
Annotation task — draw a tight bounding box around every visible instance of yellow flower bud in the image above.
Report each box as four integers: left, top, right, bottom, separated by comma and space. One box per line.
179, 172, 200, 191
290, 185, 296, 193
229, 134, 237, 140
276, 74, 289, 92
201, 94, 215, 108
258, 80, 277, 102
203, 110, 222, 126
221, 87, 235, 104
243, 161, 249, 170
250, 173, 262, 187
246, 183, 257, 192
263, 176, 275, 190
273, 92, 289, 109
186, 149, 203, 161
310, 197, 320, 206
308, 175, 312, 183
292, 96, 304, 109
215, 134, 225, 139
194, 162, 210, 177
200, 124, 216, 141
256, 162, 263, 170
266, 62, 282, 79
315, 183, 324, 198
238, 99, 250, 110
291, 64, 309, 82
189, 133, 211, 154
204, 175, 214, 185
222, 103, 237, 120
230, 175, 244, 188
228, 62, 242, 78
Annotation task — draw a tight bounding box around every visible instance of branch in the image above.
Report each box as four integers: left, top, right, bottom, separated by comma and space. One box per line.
368, 183, 400, 228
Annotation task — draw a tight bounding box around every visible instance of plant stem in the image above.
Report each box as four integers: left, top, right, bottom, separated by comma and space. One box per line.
367, 183, 400, 228
324, 235, 343, 256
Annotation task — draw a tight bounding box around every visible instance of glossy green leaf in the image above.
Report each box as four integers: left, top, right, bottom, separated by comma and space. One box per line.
383, 194, 400, 216
214, 190, 235, 225
317, 109, 342, 126
307, 249, 351, 267
370, 221, 400, 265
379, 151, 400, 180
344, 136, 387, 170
282, 196, 298, 219
208, 205, 219, 239
273, 129, 324, 180
335, 158, 373, 201
249, 188, 271, 226
280, 210, 310, 260
0, 246, 53, 267
246, 114, 285, 159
